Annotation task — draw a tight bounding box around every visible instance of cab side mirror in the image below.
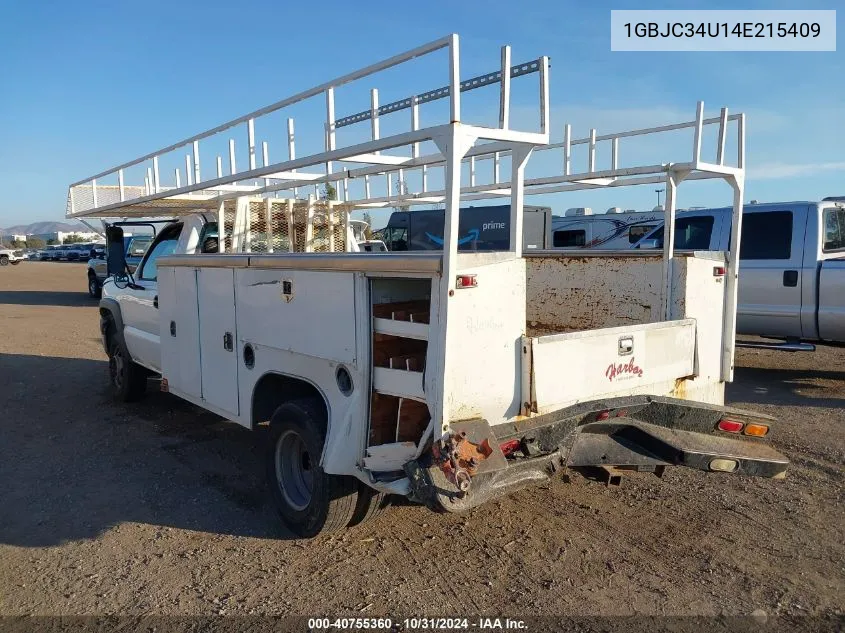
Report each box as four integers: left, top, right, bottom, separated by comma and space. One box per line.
105, 226, 126, 275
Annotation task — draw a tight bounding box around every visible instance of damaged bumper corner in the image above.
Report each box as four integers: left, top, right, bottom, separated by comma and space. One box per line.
405, 395, 789, 513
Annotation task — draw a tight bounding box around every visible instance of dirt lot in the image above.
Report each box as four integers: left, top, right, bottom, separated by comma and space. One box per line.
0, 262, 842, 621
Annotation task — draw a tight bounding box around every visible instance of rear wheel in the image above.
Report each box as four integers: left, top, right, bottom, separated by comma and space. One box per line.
107, 334, 147, 402
88, 273, 101, 298
348, 484, 391, 527
266, 399, 358, 538
0, 256, 8, 266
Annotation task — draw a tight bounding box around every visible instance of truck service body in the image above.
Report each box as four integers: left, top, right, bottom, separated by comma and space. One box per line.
67, 35, 787, 537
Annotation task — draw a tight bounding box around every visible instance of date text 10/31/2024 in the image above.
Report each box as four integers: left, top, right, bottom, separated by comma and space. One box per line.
307, 617, 528, 630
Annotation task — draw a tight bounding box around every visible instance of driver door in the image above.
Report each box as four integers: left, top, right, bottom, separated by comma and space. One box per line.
121, 225, 182, 372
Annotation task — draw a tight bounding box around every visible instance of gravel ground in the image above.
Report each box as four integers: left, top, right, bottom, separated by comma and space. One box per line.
0, 262, 842, 621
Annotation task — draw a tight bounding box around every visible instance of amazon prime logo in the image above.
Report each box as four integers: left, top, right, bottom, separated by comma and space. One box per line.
425, 228, 481, 246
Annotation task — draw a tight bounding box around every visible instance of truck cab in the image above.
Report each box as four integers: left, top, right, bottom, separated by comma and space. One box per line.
98, 214, 218, 368
633, 201, 845, 346
87, 228, 155, 298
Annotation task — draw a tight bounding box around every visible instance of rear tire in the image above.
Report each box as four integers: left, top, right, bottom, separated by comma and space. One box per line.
348, 484, 391, 527
266, 399, 358, 538
0, 256, 8, 266
88, 273, 102, 298
107, 333, 147, 402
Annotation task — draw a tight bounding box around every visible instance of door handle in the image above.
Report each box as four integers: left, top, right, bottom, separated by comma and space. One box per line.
783, 270, 798, 287
153, 295, 159, 309
223, 332, 233, 352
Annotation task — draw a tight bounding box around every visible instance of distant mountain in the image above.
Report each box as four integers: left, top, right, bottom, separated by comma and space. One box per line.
0, 221, 94, 235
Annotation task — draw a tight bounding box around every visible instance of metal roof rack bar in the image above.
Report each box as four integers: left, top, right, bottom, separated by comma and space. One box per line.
334, 58, 542, 129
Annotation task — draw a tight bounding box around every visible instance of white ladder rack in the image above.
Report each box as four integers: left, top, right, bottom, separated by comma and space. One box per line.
66, 35, 549, 219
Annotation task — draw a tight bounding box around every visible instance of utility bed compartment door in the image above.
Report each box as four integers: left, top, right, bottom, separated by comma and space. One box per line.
198, 268, 239, 417
526, 319, 696, 413
158, 267, 202, 400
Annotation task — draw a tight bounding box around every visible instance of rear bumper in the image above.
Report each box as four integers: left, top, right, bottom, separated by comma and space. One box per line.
405, 395, 788, 513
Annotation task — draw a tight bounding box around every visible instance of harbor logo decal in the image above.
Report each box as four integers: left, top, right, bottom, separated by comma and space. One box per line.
606, 357, 643, 382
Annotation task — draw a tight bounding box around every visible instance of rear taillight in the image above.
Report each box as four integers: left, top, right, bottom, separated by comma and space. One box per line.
713, 266, 726, 276
744, 423, 769, 437
455, 274, 477, 289
717, 418, 744, 433
499, 439, 520, 457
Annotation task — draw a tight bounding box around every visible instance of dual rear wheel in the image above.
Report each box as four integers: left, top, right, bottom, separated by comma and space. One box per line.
266, 399, 390, 538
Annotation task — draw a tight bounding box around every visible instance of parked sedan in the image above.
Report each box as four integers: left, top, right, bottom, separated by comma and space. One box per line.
66, 244, 91, 261
55, 245, 71, 260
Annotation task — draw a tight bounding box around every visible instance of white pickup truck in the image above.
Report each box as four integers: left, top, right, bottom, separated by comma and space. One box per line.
0, 247, 24, 266
633, 201, 845, 349
68, 35, 787, 537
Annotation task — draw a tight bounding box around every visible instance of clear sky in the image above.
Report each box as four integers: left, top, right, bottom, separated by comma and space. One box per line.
0, 0, 842, 229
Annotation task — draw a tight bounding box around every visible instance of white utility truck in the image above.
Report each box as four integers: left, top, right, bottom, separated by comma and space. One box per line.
67, 35, 787, 537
